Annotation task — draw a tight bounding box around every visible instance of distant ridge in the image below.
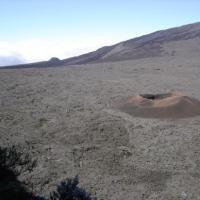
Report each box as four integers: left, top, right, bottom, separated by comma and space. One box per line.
1, 22, 200, 69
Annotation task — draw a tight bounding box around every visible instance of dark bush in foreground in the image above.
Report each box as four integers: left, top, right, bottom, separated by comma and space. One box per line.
0, 146, 96, 200
0, 146, 37, 176
0, 145, 37, 200
50, 176, 95, 200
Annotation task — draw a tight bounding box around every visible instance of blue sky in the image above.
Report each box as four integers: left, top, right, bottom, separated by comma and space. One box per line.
0, 0, 199, 65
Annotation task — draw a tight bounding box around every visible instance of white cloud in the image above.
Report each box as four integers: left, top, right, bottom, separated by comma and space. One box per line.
0, 55, 25, 66
0, 36, 119, 65
0, 33, 138, 66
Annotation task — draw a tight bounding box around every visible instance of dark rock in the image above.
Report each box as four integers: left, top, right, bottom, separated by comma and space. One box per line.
49, 57, 61, 64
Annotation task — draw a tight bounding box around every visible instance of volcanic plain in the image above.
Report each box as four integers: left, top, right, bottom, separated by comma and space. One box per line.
1, 54, 200, 199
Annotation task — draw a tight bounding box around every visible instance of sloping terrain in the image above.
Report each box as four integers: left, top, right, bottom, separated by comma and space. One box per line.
62, 22, 200, 65
2, 22, 200, 69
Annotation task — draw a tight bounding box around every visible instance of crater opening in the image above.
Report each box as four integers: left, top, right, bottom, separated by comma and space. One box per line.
140, 93, 171, 100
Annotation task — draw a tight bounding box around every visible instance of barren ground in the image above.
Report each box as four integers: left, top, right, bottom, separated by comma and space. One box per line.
0, 55, 200, 199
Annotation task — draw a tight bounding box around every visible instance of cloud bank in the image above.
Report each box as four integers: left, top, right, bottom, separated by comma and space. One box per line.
0, 36, 124, 66
0, 55, 25, 66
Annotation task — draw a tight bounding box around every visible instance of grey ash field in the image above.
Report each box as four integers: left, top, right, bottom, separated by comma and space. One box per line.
1, 55, 200, 200
1, 23, 200, 199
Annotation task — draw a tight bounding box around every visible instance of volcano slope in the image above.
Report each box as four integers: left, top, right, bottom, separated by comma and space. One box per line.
3, 22, 200, 69
1, 54, 200, 200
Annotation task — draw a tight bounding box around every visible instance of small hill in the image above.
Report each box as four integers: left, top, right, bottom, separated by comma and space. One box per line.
115, 92, 200, 118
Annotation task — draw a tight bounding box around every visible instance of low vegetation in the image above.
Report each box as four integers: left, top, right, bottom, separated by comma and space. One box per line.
0, 146, 96, 200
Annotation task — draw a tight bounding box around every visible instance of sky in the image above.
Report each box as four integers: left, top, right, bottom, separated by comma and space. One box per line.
0, 0, 200, 66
